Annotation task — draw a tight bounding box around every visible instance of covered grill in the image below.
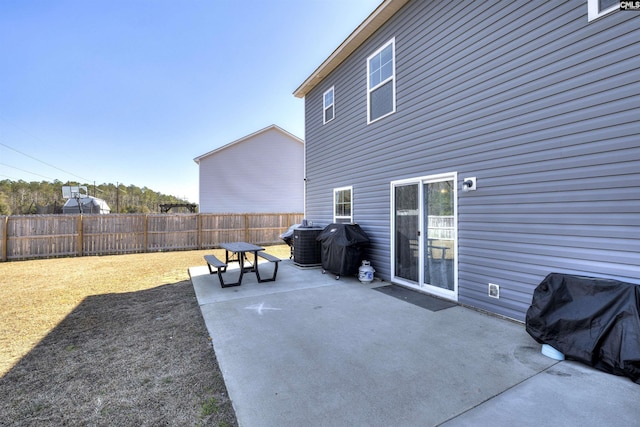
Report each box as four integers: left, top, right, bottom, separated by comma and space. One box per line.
526, 273, 640, 383
316, 223, 370, 280
279, 223, 300, 259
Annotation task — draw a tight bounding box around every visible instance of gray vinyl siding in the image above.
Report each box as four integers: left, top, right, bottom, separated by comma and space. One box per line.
303, 0, 640, 321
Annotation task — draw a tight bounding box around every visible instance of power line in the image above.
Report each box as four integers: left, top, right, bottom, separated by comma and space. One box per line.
0, 141, 94, 183
0, 115, 95, 183
0, 162, 57, 181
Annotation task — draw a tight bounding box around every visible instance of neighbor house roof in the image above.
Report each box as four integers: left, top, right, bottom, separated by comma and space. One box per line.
193, 124, 303, 164
63, 195, 111, 213
293, 0, 410, 99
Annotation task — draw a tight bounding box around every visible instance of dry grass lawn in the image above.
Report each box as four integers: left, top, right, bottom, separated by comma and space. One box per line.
0, 245, 289, 426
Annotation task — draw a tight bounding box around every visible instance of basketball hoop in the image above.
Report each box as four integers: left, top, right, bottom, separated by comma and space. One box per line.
62, 186, 88, 199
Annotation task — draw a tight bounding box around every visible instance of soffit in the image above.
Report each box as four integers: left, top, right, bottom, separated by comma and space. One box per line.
293, 0, 410, 99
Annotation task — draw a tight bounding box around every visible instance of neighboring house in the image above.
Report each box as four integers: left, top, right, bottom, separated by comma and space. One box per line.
194, 125, 304, 214
294, 0, 639, 321
62, 196, 111, 214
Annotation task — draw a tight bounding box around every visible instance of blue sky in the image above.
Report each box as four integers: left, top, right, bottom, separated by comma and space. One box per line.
0, 0, 381, 202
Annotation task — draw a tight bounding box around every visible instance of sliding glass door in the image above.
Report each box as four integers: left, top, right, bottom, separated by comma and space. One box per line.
394, 183, 419, 282
392, 173, 457, 300
423, 179, 455, 293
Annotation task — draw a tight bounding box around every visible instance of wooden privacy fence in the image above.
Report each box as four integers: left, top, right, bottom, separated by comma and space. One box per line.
0, 213, 303, 261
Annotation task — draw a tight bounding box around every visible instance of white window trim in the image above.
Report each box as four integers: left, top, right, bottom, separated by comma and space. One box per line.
333, 185, 353, 223
588, 0, 618, 21
367, 38, 396, 124
323, 86, 335, 124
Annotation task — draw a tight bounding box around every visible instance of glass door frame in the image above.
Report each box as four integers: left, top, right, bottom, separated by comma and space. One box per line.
390, 172, 458, 301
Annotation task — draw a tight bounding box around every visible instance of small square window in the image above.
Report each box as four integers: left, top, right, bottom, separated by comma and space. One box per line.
588, 0, 618, 21
323, 86, 335, 124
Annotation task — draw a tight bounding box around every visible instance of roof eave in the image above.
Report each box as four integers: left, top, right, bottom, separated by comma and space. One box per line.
293, 0, 409, 99
193, 124, 303, 164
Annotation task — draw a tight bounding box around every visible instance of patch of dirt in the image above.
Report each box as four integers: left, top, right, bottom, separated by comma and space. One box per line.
0, 280, 237, 426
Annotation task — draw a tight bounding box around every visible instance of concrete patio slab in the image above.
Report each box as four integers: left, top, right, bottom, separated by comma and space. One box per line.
190, 260, 640, 427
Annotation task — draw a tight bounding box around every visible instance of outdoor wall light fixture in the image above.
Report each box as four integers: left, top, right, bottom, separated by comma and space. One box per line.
462, 177, 477, 192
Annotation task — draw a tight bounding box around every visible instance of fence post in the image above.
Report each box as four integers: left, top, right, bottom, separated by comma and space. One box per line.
2, 216, 7, 261
77, 215, 83, 257
197, 213, 202, 249
244, 214, 249, 242
144, 214, 148, 253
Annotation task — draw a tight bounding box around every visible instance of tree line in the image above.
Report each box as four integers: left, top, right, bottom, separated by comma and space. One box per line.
0, 179, 194, 215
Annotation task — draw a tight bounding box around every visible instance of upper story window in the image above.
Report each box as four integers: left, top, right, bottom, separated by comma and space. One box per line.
367, 38, 396, 124
588, 0, 618, 20
334, 186, 352, 223
323, 86, 335, 124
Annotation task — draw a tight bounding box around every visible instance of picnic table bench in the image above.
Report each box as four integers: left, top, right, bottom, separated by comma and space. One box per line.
256, 251, 280, 282
204, 254, 235, 287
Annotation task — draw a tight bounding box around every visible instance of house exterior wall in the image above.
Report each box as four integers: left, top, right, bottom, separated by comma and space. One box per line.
302, 1, 640, 321
198, 127, 304, 213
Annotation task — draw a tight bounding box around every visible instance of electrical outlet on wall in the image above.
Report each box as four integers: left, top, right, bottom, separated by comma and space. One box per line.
488, 283, 500, 299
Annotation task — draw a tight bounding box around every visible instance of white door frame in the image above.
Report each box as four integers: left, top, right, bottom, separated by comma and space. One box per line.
390, 172, 458, 301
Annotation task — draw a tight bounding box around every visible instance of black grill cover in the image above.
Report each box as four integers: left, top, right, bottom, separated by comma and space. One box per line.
316, 223, 370, 277
526, 273, 640, 383
279, 224, 300, 246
